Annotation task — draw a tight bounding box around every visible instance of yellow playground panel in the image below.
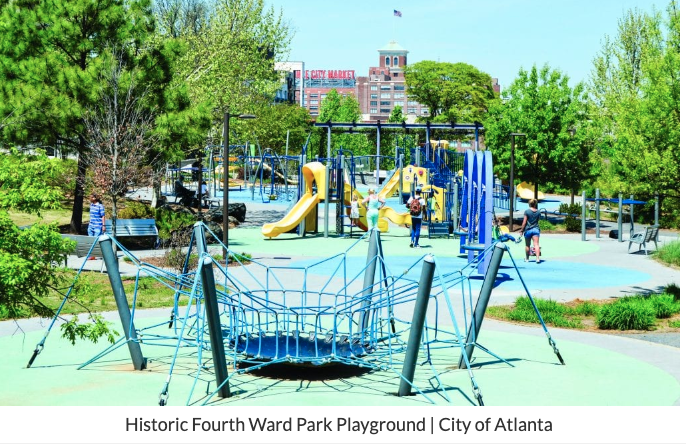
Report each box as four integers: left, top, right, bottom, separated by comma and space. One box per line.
517, 182, 546, 201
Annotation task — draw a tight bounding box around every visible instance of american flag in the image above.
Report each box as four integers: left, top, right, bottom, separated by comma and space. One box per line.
393, 9, 402, 17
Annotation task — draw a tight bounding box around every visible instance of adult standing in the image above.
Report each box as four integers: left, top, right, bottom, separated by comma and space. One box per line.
520, 198, 542, 263
406, 188, 425, 248
88, 193, 106, 236
362, 188, 385, 236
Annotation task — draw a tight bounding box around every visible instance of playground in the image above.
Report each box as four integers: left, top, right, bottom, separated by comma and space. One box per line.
0, 128, 680, 408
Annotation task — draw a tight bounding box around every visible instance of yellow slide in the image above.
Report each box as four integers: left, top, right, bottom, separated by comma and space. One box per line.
517, 182, 546, 201
378, 169, 400, 200
262, 162, 326, 238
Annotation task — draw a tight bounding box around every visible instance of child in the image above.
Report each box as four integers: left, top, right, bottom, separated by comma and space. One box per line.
350, 195, 360, 227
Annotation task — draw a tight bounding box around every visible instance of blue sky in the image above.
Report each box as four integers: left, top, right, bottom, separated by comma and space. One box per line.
265, 0, 674, 90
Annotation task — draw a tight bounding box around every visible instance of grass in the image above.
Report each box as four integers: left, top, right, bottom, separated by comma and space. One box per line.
486, 290, 680, 332
7, 200, 83, 227
654, 240, 680, 267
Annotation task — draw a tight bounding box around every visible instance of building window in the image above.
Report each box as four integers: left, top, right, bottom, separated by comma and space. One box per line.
394, 93, 404, 99
321, 94, 326, 99
380, 108, 391, 113
310, 93, 318, 98
380, 101, 391, 106
393, 56, 398, 66
394, 85, 405, 91
380, 85, 391, 90
370, 101, 377, 106
385, 56, 390, 66
421, 108, 429, 115
304, 100, 308, 105
370, 108, 378, 114
310, 100, 318, 105
370, 94, 378, 99
394, 101, 404, 106
309, 106, 318, 110
393, 73, 398, 77
380, 93, 391, 99
370, 86, 378, 91
408, 107, 417, 114
407, 100, 418, 105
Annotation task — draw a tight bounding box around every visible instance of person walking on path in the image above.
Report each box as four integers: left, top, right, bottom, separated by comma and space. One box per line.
362, 188, 385, 236
406, 188, 425, 248
520, 198, 542, 263
87, 193, 106, 237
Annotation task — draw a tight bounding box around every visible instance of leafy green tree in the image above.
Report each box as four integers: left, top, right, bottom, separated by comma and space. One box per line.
588, 1, 679, 225
388, 105, 405, 123
316, 89, 373, 157
0, 0, 156, 233
247, 103, 312, 156
172, 0, 291, 137
484, 65, 592, 201
0, 150, 115, 343
404, 60, 495, 122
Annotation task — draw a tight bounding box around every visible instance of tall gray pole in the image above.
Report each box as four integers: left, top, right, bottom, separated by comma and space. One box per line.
358, 228, 379, 335
398, 254, 435, 397
376, 124, 381, 186
222, 112, 230, 257
581, 190, 587, 241
98, 235, 146, 370
509, 134, 515, 232
654, 193, 659, 241
459, 242, 505, 369
618, 193, 623, 242
324, 125, 331, 238
595, 188, 601, 238
199, 257, 231, 398
398, 154, 404, 204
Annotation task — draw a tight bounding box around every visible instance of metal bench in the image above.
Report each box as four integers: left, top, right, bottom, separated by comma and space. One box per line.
105, 219, 159, 248
427, 222, 451, 239
628, 225, 660, 255
61, 235, 110, 272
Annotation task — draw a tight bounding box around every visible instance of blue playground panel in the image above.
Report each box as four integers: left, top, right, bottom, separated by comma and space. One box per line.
287, 256, 652, 293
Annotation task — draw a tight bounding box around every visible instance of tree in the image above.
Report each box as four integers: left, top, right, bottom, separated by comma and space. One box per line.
484, 65, 592, 201
316, 89, 373, 157
404, 60, 495, 122
246, 103, 312, 156
0, 150, 115, 343
0, 0, 156, 233
172, 0, 292, 134
388, 105, 405, 123
588, 1, 679, 225
82, 50, 160, 235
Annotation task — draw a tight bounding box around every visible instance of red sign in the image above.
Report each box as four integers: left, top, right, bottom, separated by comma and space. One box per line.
296, 70, 356, 80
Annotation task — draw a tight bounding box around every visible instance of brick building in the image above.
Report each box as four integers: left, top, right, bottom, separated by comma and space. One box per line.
280, 40, 500, 123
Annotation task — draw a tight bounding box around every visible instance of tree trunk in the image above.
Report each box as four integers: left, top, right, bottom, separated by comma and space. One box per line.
70, 148, 87, 234
570, 190, 575, 206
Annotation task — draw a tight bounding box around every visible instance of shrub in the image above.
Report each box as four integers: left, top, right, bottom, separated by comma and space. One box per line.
559, 203, 582, 232
574, 300, 600, 316
155, 208, 196, 240
596, 298, 656, 330
118, 201, 154, 219
654, 241, 680, 267
648, 294, 680, 319
668, 320, 680, 328
538, 219, 555, 231
663, 283, 680, 300
508, 297, 582, 329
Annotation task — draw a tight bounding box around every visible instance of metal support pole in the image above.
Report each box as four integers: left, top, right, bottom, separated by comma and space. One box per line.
459, 242, 506, 369
618, 194, 623, 242
398, 154, 404, 204
358, 228, 379, 335
654, 193, 660, 241
509, 135, 515, 232
199, 257, 230, 398
376, 123, 381, 186
581, 190, 587, 241
222, 113, 230, 257
299, 151, 307, 236
324, 125, 331, 238
398, 254, 435, 397
630, 194, 635, 238
98, 235, 146, 370
453, 176, 459, 233
595, 188, 600, 238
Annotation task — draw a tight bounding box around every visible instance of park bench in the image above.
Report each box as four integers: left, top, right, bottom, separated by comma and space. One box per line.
61, 235, 110, 272
105, 219, 159, 248
427, 222, 452, 239
627, 225, 660, 255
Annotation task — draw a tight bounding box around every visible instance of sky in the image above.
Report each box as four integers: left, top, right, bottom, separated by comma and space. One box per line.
264, 0, 674, 90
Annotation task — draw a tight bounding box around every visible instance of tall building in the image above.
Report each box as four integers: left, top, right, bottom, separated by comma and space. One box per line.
277, 41, 500, 123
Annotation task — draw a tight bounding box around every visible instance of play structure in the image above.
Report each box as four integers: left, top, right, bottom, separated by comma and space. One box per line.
516, 181, 546, 201
581, 189, 661, 243
28, 224, 564, 406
